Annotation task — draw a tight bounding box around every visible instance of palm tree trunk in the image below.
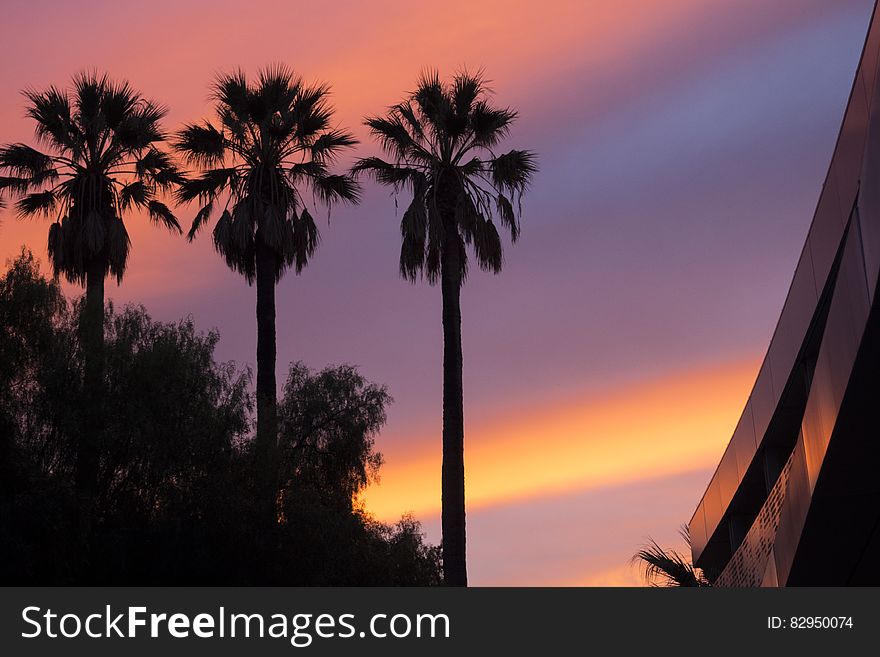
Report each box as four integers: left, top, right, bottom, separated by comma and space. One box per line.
255, 238, 279, 520
441, 228, 467, 586
76, 259, 104, 568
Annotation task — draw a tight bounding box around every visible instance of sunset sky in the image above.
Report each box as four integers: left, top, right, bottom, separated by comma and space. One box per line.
0, 0, 874, 585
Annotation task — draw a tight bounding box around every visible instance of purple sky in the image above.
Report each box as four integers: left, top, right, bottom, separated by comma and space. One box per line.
0, 0, 875, 584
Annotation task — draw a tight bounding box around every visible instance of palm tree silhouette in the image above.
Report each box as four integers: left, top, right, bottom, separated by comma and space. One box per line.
353, 71, 536, 585
174, 67, 359, 513
632, 527, 710, 587
0, 72, 181, 533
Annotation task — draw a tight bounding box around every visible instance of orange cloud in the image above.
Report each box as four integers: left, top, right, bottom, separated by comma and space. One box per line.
362, 356, 758, 521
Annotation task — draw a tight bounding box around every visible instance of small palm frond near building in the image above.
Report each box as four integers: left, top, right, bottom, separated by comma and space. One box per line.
632, 526, 710, 587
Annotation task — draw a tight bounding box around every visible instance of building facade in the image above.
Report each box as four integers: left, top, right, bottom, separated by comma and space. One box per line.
690, 4, 880, 586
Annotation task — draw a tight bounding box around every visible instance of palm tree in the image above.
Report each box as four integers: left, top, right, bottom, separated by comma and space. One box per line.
0, 72, 181, 530
174, 67, 359, 514
632, 527, 710, 587
353, 71, 536, 585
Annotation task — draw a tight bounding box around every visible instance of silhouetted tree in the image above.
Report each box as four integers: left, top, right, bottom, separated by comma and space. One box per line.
0, 253, 76, 581
632, 527, 710, 587
278, 362, 387, 510
1, 252, 439, 585
0, 250, 70, 499
0, 252, 250, 582
353, 71, 536, 585
99, 308, 252, 518
0, 73, 181, 539
174, 67, 360, 514
273, 362, 442, 585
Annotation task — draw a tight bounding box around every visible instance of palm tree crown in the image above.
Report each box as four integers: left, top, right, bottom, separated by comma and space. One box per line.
352, 70, 536, 282
0, 72, 182, 284
174, 66, 360, 280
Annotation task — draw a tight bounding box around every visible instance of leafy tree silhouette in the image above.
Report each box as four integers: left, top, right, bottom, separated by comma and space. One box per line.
278, 362, 387, 511
0, 73, 182, 548
0, 251, 441, 585
174, 66, 360, 515
353, 71, 536, 585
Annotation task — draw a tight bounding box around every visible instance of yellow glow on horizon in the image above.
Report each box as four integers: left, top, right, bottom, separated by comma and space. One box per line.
563, 563, 646, 587
361, 356, 759, 521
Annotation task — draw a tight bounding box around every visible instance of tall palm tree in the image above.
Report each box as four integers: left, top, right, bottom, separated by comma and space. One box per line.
174, 67, 359, 513
632, 527, 710, 587
0, 72, 181, 529
353, 71, 536, 585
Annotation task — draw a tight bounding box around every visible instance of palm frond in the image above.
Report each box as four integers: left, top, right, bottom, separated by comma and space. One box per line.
312, 174, 361, 206
175, 122, 226, 166
291, 82, 332, 140
47, 219, 77, 284
135, 147, 176, 178
632, 530, 710, 587
395, 102, 425, 143
150, 161, 185, 188
147, 200, 181, 233
290, 206, 320, 273
0, 143, 54, 177
0, 172, 56, 194
470, 101, 516, 148
413, 69, 452, 135
495, 193, 519, 241
289, 161, 326, 179
471, 216, 502, 274
213, 207, 255, 283
72, 71, 108, 131
115, 100, 167, 151
16, 190, 57, 217
212, 71, 251, 125
452, 72, 482, 122
187, 201, 214, 242
365, 116, 422, 161
23, 85, 77, 152
399, 193, 427, 281
100, 78, 139, 130
311, 129, 357, 161
490, 149, 537, 193
176, 168, 237, 203
350, 157, 422, 187
83, 210, 107, 255
118, 180, 150, 211
106, 217, 131, 279
257, 64, 299, 112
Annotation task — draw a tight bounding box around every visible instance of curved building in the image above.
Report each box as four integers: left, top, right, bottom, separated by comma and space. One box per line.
689, 3, 880, 586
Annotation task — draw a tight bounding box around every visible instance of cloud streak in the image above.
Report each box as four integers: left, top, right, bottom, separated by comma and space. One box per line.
363, 356, 759, 521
